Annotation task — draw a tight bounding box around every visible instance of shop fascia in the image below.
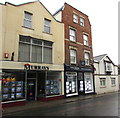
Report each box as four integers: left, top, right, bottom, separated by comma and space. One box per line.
65, 64, 94, 72
24, 64, 49, 71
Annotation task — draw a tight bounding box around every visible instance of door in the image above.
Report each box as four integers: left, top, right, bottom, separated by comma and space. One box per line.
78, 72, 84, 95
27, 79, 36, 101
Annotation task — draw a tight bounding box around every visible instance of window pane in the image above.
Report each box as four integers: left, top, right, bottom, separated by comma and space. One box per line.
69, 29, 76, 42
44, 41, 52, 46
32, 45, 42, 63
84, 52, 90, 65
24, 20, 32, 28
83, 35, 88, 46
70, 50, 76, 63
44, 26, 50, 33
18, 43, 30, 62
32, 39, 42, 45
43, 47, 52, 64
45, 20, 50, 26
44, 19, 51, 33
80, 17, 84, 26
19, 36, 30, 43
25, 12, 32, 20
73, 14, 78, 23
24, 12, 32, 28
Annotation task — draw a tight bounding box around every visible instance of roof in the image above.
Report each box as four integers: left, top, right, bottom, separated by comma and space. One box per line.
94, 54, 117, 66
2, 0, 62, 23
53, 6, 64, 16
53, 2, 89, 17
93, 54, 107, 62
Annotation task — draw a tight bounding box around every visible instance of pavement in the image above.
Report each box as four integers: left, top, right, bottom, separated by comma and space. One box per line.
2, 91, 119, 116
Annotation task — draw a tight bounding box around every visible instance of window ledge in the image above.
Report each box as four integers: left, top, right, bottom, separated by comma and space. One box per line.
22, 26, 34, 30
84, 45, 91, 48
70, 40, 77, 43
100, 86, 106, 88
70, 62, 77, 65
43, 31, 53, 35
111, 85, 116, 87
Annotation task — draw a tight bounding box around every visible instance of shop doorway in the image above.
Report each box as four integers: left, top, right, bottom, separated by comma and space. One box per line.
27, 79, 36, 101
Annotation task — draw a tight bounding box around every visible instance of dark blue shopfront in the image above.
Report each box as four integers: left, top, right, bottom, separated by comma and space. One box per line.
64, 64, 95, 97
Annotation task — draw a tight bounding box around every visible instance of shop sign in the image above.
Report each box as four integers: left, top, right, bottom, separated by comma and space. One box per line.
80, 67, 93, 72
65, 64, 80, 71
24, 64, 49, 71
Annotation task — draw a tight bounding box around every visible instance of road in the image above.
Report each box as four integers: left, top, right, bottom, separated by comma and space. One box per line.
4, 92, 119, 116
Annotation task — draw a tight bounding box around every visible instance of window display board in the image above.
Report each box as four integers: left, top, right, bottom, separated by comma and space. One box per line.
2, 76, 24, 102
66, 72, 78, 96
45, 80, 59, 96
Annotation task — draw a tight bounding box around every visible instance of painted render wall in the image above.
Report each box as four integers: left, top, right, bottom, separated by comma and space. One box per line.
0, 1, 65, 96
1, 1, 64, 65
94, 56, 118, 94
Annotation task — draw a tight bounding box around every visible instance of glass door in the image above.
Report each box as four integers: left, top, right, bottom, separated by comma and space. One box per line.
27, 79, 36, 101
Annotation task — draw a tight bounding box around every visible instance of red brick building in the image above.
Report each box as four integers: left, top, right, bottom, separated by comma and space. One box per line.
54, 3, 95, 97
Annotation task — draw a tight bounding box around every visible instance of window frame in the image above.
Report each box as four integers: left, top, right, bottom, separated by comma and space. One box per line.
24, 11, 33, 29
105, 62, 112, 72
111, 78, 116, 86
70, 49, 77, 64
80, 17, 85, 27
100, 78, 106, 87
44, 19, 51, 34
18, 36, 53, 64
73, 14, 78, 23
69, 28, 76, 42
83, 34, 89, 46
84, 52, 90, 65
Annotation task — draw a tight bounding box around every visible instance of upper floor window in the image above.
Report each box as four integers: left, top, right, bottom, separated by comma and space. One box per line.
80, 17, 85, 27
73, 14, 78, 23
18, 35, 52, 64
70, 49, 76, 64
105, 62, 112, 72
69, 29, 76, 42
24, 11, 32, 28
83, 34, 88, 46
84, 52, 90, 65
44, 19, 51, 33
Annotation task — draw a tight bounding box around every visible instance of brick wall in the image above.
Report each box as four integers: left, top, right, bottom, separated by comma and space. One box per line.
62, 3, 93, 65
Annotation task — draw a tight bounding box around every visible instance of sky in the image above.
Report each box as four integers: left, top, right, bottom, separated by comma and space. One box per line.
0, 0, 119, 64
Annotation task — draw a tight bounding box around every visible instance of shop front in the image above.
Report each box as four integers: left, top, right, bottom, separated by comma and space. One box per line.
2, 62, 64, 107
2, 70, 26, 107
64, 64, 95, 97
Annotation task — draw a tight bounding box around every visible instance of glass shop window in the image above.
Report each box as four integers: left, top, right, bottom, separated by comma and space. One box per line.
37, 72, 62, 97
2, 72, 25, 102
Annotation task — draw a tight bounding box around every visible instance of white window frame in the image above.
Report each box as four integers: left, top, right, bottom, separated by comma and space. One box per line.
84, 52, 90, 65
44, 19, 51, 33
69, 29, 76, 42
100, 78, 106, 87
73, 14, 78, 23
24, 11, 32, 28
83, 34, 88, 46
80, 17, 85, 27
70, 49, 77, 64
19, 36, 53, 64
105, 62, 112, 72
111, 78, 116, 86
